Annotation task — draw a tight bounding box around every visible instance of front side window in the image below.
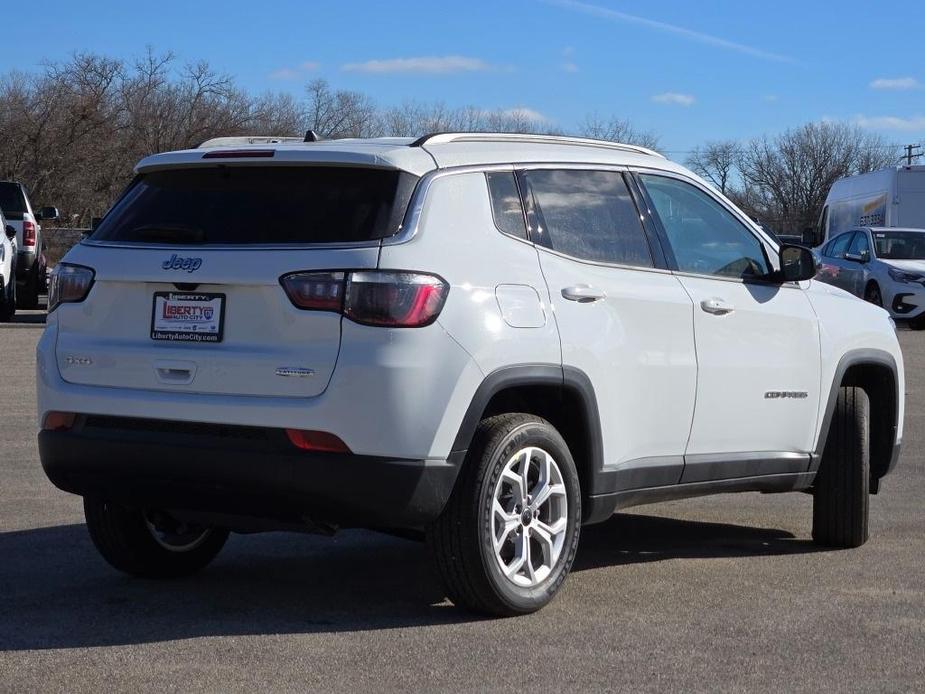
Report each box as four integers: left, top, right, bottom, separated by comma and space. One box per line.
523, 169, 653, 267
847, 231, 870, 258
826, 232, 853, 259
639, 174, 770, 279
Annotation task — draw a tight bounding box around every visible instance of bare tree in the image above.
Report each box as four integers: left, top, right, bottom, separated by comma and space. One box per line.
686, 140, 740, 194
578, 113, 659, 150
736, 122, 898, 234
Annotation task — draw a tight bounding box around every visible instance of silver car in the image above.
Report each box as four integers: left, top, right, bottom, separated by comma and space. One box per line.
815, 226, 925, 328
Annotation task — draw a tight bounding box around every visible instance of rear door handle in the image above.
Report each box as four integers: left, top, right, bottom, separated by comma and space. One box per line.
561, 285, 606, 303
700, 298, 734, 315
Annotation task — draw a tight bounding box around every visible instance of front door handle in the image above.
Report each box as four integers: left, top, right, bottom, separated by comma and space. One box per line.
561, 285, 606, 303
700, 297, 734, 315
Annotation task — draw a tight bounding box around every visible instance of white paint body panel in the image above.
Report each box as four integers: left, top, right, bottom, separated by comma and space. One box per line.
677, 277, 821, 455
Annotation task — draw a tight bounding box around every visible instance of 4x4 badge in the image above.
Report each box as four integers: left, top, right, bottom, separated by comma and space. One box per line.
162, 254, 202, 272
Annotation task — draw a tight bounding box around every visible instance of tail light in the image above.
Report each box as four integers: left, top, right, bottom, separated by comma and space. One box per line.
23, 220, 36, 246
281, 271, 449, 328
48, 263, 95, 312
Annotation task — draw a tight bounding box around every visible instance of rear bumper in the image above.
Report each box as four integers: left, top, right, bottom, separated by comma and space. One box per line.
38, 416, 462, 530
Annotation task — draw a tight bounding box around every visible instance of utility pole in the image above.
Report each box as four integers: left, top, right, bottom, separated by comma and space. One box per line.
901, 143, 922, 165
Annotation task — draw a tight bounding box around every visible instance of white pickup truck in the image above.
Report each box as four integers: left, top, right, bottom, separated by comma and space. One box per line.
0, 181, 57, 309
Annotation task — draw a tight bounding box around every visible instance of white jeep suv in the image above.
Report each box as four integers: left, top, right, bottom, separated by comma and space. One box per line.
37, 133, 904, 615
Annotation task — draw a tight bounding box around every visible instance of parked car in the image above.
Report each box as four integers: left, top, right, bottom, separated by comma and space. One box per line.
815, 226, 925, 328
0, 208, 16, 321
809, 166, 925, 247
37, 133, 904, 615
0, 181, 58, 309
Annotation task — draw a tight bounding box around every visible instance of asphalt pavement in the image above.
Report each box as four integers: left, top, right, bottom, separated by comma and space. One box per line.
1, 307, 922, 692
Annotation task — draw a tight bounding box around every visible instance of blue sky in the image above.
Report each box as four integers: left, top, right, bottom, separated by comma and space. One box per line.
5, 0, 925, 155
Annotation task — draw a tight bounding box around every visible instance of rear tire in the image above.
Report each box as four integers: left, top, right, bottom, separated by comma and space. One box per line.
17, 263, 39, 310
863, 282, 882, 307
427, 414, 582, 616
83, 498, 229, 578
0, 275, 15, 322
812, 387, 870, 548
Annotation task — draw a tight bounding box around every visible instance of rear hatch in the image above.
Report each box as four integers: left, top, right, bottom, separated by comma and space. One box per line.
54, 164, 418, 398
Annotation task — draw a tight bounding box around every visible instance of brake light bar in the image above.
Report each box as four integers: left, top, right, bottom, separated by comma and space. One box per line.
201, 149, 275, 159
280, 271, 449, 328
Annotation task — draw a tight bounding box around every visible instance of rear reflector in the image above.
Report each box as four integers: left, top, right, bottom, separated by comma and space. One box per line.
285, 429, 351, 453
201, 149, 275, 159
43, 412, 76, 431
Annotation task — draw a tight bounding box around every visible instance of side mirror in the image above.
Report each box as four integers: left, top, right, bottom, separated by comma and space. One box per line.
90, 216, 103, 231
778, 244, 816, 282
4, 225, 15, 240
844, 251, 869, 264
38, 206, 59, 221
801, 227, 818, 247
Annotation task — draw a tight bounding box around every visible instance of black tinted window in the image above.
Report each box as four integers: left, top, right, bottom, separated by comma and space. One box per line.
525, 169, 652, 266
639, 174, 769, 279
0, 183, 26, 220
486, 172, 527, 239
91, 167, 418, 244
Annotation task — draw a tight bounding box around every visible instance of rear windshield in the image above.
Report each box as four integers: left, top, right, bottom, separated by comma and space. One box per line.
0, 182, 26, 220
90, 166, 418, 245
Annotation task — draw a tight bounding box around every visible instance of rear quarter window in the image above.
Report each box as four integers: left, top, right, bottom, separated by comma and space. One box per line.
90, 166, 418, 245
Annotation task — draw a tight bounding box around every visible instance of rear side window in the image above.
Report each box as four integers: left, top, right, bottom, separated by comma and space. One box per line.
486, 172, 527, 239
0, 183, 27, 221
523, 169, 653, 267
90, 166, 418, 244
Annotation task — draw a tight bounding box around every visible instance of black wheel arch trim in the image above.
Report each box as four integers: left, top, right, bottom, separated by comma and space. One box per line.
450, 363, 605, 488
811, 347, 901, 485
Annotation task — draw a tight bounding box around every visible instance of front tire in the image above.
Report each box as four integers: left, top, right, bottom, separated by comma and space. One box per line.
84, 498, 229, 578
428, 414, 582, 616
864, 282, 882, 307
812, 387, 870, 548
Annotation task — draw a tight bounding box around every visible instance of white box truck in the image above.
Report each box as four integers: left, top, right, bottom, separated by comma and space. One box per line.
811, 165, 925, 246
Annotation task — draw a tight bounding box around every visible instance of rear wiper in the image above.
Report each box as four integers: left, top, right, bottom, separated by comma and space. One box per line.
132, 224, 206, 243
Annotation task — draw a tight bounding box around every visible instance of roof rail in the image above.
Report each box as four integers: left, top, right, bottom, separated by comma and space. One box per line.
408, 132, 664, 158
197, 135, 305, 149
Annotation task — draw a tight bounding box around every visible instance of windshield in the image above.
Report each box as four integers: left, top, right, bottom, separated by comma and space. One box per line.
872, 231, 925, 260
90, 166, 418, 245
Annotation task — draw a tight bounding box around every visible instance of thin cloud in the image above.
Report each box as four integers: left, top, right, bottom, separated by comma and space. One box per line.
870, 77, 921, 91
342, 56, 494, 74
762, 94, 779, 102
652, 92, 696, 107
544, 0, 795, 63
502, 107, 549, 122
268, 62, 320, 81
856, 114, 925, 132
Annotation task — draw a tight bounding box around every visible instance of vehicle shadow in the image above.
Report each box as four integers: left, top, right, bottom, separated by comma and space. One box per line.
0, 512, 821, 651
